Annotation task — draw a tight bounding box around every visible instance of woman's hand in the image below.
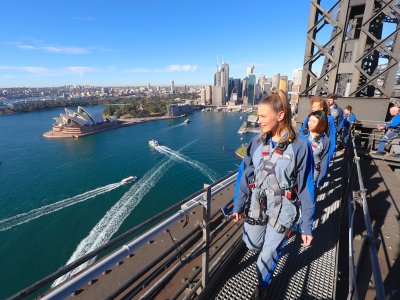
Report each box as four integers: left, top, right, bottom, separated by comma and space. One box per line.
232, 212, 242, 222
301, 235, 313, 246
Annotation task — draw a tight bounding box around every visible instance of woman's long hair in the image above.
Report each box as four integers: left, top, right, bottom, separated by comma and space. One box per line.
258, 89, 296, 143
305, 110, 328, 134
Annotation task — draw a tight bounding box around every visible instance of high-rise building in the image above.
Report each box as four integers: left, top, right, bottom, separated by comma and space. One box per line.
228, 77, 234, 100
170, 80, 175, 93
214, 70, 221, 86
263, 82, 272, 94
292, 68, 303, 86
242, 77, 248, 100
254, 84, 261, 105
279, 75, 288, 92
232, 79, 242, 100
205, 85, 212, 104
212, 86, 224, 106
214, 62, 229, 101
247, 64, 255, 76
220, 62, 229, 100
272, 73, 281, 90
200, 88, 206, 104
248, 74, 256, 106
258, 74, 266, 91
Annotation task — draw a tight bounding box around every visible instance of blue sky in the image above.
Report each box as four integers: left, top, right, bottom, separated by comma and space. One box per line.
0, 0, 311, 87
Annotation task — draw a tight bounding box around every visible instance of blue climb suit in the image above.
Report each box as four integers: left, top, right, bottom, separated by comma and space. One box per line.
233, 134, 315, 287
301, 131, 330, 187
330, 103, 344, 133
300, 115, 336, 170
377, 113, 400, 153
343, 112, 357, 145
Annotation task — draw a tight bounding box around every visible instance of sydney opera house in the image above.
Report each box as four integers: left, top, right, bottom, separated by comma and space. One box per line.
43, 106, 120, 138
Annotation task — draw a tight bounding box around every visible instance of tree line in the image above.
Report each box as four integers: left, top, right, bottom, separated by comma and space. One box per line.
0, 93, 198, 116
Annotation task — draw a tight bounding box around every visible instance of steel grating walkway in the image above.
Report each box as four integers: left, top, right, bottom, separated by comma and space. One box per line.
211, 154, 344, 300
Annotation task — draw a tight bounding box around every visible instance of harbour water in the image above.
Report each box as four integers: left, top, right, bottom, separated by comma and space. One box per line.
0, 106, 253, 298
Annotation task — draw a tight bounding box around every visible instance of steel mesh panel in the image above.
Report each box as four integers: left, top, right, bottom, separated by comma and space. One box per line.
212, 160, 342, 300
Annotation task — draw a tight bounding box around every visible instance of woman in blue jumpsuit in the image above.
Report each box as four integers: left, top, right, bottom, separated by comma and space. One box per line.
299, 97, 336, 163
300, 110, 330, 188
233, 90, 315, 299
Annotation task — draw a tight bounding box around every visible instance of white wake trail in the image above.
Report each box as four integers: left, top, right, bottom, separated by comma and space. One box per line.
0, 182, 123, 232
156, 145, 216, 182
53, 159, 174, 286
54, 140, 197, 286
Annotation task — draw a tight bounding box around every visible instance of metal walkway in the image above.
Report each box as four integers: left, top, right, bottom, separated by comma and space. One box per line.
210, 153, 344, 300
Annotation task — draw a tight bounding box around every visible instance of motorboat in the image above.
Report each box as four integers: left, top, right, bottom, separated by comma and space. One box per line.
149, 139, 159, 148
121, 176, 137, 184
183, 118, 191, 124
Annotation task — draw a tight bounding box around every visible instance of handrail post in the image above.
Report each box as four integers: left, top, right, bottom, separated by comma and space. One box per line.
201, 184, 211, 288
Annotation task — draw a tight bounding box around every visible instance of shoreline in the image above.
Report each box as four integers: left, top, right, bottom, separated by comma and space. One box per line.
43, 114, 186, 139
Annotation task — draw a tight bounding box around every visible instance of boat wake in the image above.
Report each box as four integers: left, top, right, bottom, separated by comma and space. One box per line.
53, 140, 197, 287
156, 145, 217, 182
53, 158, 174, 287
0, 182, 123, 232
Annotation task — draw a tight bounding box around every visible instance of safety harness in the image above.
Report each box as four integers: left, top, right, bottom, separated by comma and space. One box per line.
244, 135, 298, 234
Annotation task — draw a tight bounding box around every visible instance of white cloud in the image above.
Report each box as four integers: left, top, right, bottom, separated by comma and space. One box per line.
165, 64, 198, 72
16, 44, 90, 54
0, 66, 100, 77
127, 65, 198, 73
0, 66, 50, 75
6, 39, 113, 54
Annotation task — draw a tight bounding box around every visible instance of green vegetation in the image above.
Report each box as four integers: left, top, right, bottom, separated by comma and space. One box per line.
236, 143, 247, 158
0, 98, 100, 115
103, 94, 198, 118
0, 93, 198, 116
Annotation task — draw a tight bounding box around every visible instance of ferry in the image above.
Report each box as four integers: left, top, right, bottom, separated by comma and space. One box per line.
149, 139, 159, 148
121, 176, 137, 184
183, 118, 191, 124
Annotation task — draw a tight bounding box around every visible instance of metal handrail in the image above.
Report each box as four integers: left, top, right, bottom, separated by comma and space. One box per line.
345, 129, 386, 300
37, 173, 237, 300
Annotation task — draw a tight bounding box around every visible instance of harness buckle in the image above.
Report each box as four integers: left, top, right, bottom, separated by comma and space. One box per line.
285, 185, 298, 200
285, 190, 294, 199
262, 151, 269, 156
249, 183, 255, 189
275, 149, 282, 155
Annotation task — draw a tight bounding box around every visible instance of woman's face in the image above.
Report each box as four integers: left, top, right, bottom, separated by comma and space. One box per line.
311, 102, 323, 112
308, 115, 319, 132
257, 104, 280, 133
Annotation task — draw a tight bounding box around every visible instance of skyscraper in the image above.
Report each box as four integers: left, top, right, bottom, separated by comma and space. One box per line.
248, 74, 256, 106
232, 79, 241, 100
213, 62, 230, 103
205, 85, 212, 104
212, 86, 224, 106
279, 75, 288, 93
258, 74, 266, 91
242, 77, 248, 104
214, 69, 221, 86
170, 80, 175, 93
220, 62, 229, 100
272, 73, 280, 90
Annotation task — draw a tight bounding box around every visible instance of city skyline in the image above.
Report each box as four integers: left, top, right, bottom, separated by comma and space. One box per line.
1, 0, 312, 88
